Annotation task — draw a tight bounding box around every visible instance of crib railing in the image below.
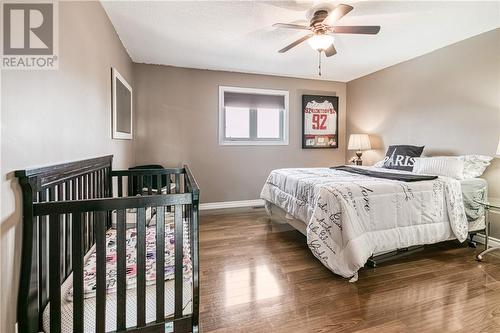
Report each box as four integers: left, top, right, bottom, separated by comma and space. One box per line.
34, 195, 195, 332
109, 166, 200, 332
16, 156, 200, 333
16, 156, 113, 333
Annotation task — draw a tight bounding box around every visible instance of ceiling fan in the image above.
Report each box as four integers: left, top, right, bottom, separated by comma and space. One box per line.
273, 3, 380, 75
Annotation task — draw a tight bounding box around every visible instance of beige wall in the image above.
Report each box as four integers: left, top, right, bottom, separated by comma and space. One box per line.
347, 28, 500, 234
134, 64, 347, 203
2, 3, 497, 331
0, 2, 135, 332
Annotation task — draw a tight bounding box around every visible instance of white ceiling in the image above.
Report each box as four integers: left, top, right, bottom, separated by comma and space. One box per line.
101, 1, 500, 82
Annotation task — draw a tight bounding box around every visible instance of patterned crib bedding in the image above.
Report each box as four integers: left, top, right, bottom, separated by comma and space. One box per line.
68, 211, 192, 300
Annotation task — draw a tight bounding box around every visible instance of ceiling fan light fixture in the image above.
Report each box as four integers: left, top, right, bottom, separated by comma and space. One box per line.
307, 34, 334, 51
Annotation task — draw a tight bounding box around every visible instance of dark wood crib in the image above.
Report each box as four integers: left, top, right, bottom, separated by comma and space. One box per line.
16, 155, 200, 333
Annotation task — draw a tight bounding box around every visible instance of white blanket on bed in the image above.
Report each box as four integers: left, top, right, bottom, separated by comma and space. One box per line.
260, 166, 468, 280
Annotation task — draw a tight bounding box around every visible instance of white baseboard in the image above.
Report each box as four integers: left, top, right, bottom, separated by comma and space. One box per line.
200, 199, 265, 211
472, 233, 500, 247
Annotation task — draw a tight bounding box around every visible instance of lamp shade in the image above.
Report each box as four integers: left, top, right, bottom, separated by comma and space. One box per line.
348, 134, 371, 151
308, 34, 335, 51
496, 138, 500, 156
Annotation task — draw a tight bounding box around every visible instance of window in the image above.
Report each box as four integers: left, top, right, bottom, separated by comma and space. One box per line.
225, 107, 250, 139
219, 86, 289, 145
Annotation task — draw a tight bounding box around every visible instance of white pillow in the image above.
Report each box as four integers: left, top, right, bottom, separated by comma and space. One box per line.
461, 155, 493, 179
373, 160, 385, 168
413, 157, 465, 180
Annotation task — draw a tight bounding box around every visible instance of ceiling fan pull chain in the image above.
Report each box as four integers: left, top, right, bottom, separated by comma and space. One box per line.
318, 51, 322, 76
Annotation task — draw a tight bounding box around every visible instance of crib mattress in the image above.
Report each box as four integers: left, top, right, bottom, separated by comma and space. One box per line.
42, 274, 192, 333
43, 211, 193, 332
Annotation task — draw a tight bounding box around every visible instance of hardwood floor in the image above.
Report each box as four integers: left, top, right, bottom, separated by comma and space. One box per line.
198, 209, 500, 333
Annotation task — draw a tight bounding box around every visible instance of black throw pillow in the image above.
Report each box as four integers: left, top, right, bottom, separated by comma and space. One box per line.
382, 145, 424, 171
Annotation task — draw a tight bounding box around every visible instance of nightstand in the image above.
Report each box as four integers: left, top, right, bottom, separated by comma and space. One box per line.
475, 198, 500, 261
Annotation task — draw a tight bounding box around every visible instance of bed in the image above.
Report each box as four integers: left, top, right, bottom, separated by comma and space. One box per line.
16, 156, 200, 333
260, 165, 487, 281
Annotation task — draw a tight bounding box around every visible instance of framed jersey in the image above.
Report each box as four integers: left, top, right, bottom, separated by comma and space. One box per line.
302, 94, 339, 149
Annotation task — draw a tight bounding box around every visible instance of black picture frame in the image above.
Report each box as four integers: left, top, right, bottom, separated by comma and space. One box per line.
302, 94, 339, 149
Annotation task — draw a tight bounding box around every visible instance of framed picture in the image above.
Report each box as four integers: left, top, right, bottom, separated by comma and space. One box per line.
302, 94, 338, 149
112, 67, 133, 139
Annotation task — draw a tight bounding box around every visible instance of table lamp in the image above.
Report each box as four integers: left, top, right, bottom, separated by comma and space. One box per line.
348, 134, 371, 165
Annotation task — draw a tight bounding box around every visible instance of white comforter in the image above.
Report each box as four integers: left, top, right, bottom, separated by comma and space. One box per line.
260, 166, 468, 281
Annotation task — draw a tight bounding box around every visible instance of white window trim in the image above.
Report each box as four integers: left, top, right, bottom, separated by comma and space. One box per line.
218, 86, 289, 146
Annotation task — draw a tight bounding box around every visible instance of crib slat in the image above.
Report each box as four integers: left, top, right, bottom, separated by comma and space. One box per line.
91, 175, 95, 247
116, 209, 127, 330
166, 175, 171, 194
138, 175, 144, 195
118, 175, 123, 197
93, 171, 97, 198
155, 206, 165, 323
49, 213, 61, 333
103, 169, 107, 197
96, 170, 100, 198
99, 169, 103, 198
82, 175, 88, 251
57, 185, 65, 279
174, 204, 183, 318
83, 218, 88, 253
77, 176, 82, 200
83, 175, 87, 199
101, 169, 106, 197
175, 174, 180, 194
72, 213, 84, 332
128, 175, 133, 197
137, 207, 147, 327
89, 214, 94, 252
65, 182, 71, 277
107, 167, 113, 198
156, 176, 162, 196
148, 175, 153, 195
191, 201, 200, 329
71, 179, 77, 200
90, 174, 95, 247
104, 169, 107, 197
166, 175, 172, 213
95, 212, 107, 333
101, 169, 104, 197
39, 190, 48, 312
90, 171, 97, 198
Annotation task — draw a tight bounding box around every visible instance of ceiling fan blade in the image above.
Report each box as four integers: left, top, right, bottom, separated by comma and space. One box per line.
324, 43, 337, 57
332, 26, 381, 34
278, 34, 313, 53
273, 23, 311, 30
322, 4, 354, 26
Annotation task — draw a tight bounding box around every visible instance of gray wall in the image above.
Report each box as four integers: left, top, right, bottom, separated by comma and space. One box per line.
0, 2, 135, 332
347, 28, 500, 234
133, 64, 347, 203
